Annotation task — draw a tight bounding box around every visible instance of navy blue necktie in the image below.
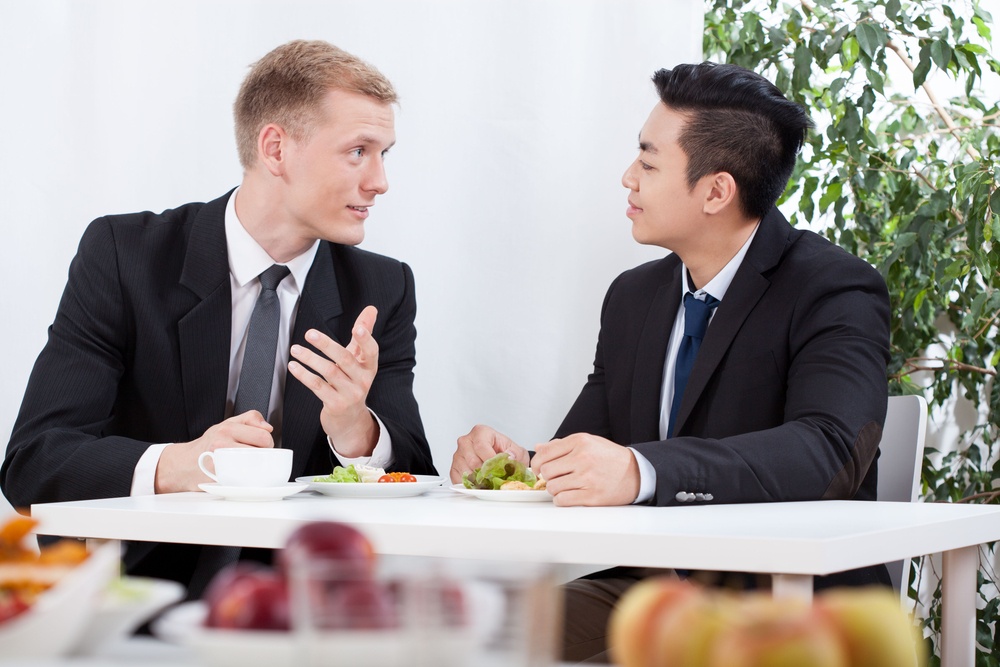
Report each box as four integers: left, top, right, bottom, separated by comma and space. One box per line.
667, 292, 720, 438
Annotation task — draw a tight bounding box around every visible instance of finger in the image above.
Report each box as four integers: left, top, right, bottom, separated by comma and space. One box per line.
288, 359, 342, 406
224, 423, 276, 449
347, 306, 378, 357
231, 410, 273, 430
529, 438, 569, 470
535, 453, 576, 484
290, 343, 349, 386
304, 330, 368, 381
349, 319, 380, 367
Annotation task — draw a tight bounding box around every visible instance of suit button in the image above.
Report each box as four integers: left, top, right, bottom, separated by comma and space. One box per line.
675, 492, 692, 502
703, 493, 713, 501
694, 493, 706, 501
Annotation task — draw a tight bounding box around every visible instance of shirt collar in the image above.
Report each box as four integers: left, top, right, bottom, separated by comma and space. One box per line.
681, 223, 760, 301
225, 188, 320, 292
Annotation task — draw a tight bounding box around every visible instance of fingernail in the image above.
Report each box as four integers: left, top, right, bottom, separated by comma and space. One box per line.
291, 345, 303, 355
355, 327, 368, 337
305, 330, 319, 342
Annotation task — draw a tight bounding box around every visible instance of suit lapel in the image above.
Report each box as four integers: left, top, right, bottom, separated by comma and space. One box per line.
178, 194, 232, 440
630, 261, 683, 443
673, 208, 793, 435
282, 242, 344, 477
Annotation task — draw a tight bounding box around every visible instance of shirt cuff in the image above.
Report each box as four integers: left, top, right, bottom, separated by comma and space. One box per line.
131, 443, 172, 496
328, 410, 395, 470
629, 447, 657, 504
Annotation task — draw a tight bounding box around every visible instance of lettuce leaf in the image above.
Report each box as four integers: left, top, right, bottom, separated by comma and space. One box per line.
313, 465, 361, 483
463, 452, 537, 490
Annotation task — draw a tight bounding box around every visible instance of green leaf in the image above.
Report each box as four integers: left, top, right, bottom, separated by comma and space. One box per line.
930, 40, 953, 70
842, 36, 859, 69
819, 180, 844, 211
855, 23, 883, 61
914, 43, 933, 87
866, 68, 885, 94
990, 188, 1000, 215
886, 0, 901, 20
793, 44, 812, 92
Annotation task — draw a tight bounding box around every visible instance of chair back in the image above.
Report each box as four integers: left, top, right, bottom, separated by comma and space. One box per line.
876, 394, 928, 594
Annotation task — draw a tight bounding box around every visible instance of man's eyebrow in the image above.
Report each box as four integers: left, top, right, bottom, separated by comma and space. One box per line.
353, 135, 396, 150
638, 135, 658, 154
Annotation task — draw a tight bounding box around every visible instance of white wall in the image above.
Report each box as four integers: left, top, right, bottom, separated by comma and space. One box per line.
0, 1, 703, 513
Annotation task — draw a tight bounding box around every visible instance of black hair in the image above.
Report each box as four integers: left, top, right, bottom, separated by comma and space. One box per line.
652, 62, 813, 220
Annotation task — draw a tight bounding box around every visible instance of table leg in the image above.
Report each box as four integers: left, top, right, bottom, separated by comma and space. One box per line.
771, 573, 813, 603
941, 545, 978, 667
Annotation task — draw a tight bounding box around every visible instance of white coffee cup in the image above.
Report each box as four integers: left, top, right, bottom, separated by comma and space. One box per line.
197, 447, 292, 487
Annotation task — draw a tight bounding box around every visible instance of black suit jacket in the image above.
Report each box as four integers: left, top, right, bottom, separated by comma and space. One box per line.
2, 191, 436, 587
556, 207, 891, 587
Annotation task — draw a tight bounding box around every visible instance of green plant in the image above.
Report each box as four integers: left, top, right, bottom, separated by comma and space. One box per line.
703, 0, 1000, 663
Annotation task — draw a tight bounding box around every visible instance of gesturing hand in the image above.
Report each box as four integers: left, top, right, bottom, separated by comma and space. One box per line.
287, 306, 380, 458
530, 433, 640, 506
155, 410, 275, 493
451, 425, 530, 483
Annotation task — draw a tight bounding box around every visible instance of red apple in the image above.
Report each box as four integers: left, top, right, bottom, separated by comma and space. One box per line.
277, 521, 375, 578
204, 567, 290, 631
323, 579, 399, 630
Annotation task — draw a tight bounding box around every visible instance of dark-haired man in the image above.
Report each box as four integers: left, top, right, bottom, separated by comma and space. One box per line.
2, 40, 435, 597
450, 62, 891, 661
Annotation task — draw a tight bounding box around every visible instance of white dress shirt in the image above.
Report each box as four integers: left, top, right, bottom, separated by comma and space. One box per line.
631, 224, 759, 503
130, 189, 393, 495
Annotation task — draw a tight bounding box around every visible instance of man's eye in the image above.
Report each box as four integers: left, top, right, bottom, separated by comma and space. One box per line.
640, 161, 654, 171
351, 148, 364, 158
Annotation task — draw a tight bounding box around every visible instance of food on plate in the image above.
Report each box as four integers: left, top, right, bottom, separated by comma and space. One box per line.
203, 521, 466, 633
377, 472, 417, 483
313, 464, 416, 484
608, 577, 925, 667
0, 515, 90, 624
463, 451, 545, 490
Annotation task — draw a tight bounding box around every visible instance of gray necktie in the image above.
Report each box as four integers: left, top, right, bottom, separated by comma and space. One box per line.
233, 264, 290, 418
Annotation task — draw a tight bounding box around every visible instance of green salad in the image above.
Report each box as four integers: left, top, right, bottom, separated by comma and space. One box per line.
313, 465, 361, 483
462, 451, 538, 490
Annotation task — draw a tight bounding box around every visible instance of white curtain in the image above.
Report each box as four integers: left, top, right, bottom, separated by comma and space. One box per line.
0, 0, 703, 510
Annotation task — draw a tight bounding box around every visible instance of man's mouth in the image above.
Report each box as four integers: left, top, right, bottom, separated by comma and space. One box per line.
348, 205, 369, 212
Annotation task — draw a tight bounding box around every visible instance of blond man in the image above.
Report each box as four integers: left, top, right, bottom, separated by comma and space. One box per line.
2, 40, 435, 597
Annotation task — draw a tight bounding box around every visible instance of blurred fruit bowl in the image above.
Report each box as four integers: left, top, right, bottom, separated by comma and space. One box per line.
152, 599, 476, 667
608, 577, 927, 667
0, 540, 120, 659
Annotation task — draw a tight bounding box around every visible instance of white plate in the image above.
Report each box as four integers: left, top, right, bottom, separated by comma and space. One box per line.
450, 484, 553, 502
153, 601, 475, 667
198, 482, 308, 501
72, 576, 185, 655
296, 474, 445, 498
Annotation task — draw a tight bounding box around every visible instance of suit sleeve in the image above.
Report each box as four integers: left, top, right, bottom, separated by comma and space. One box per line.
632, 254, 890, 506
2, 218, 150, 507
366, 262, 436, 476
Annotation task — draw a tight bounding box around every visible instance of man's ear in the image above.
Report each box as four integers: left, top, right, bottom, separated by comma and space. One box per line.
258, 124, 287, 177
703, 172, 738, 215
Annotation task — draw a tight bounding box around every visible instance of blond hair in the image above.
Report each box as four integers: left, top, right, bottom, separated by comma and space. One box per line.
234, 40, 397, 169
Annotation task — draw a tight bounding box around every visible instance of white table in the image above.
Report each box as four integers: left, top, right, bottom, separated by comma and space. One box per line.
32, 488, 1000, 667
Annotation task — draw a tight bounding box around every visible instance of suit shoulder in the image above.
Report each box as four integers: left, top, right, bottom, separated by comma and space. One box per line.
608, 254, 680, 293
332, 244, 408, 272
785, 228, 885, 286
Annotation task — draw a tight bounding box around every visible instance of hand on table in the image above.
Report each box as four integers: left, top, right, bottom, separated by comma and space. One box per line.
450, 425, 530, 483
155, 410, 275, 493
288, 305, 380, 458
530, 433, 640, 506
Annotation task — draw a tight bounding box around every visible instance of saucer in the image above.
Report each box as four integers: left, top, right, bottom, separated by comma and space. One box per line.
197, 482, 308, 502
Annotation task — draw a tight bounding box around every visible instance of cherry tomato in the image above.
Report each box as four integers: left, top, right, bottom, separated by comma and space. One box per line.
377, 472, 417, 483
